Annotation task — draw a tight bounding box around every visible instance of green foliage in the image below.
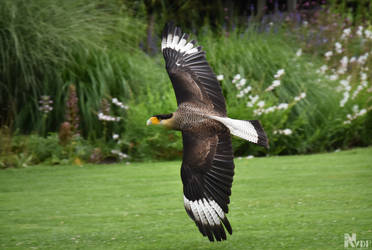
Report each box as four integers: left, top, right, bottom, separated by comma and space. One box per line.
0, 148, 371, 248
0, 0, 145, 133
0, 129, 98, 168
197, 28, 343, 155
1, 0, 371, 164
328, 0, 372, 24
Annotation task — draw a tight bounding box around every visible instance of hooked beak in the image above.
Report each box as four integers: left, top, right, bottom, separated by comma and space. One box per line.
146, 116, 160, 126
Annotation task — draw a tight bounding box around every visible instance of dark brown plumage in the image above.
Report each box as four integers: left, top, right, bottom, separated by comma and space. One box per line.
146, 23, 268, 242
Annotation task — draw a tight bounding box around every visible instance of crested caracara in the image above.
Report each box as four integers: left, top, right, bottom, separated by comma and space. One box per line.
146, 23, 268, 242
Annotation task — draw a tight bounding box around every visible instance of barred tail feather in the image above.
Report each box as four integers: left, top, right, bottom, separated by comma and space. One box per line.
209, 116, 269, 148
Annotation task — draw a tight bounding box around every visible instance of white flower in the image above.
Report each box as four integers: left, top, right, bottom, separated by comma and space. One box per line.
217, 74, 224, 81
249, 95, 259, 103
244, 86, 252, 93
325, 51, 333, 60
112, 97, 129, 110
274, 129, 292, 135
350, 57, 356, 63
113, 134, 119, 140
294, 92, 306, 101
352, 85, 363, 99
98, 112, 121, 122
365, 29, 372, 39
235, 78, 247, 90
253, 108, 264, 116
344, 106, 368, 124
359, 109, 367, 116
357, 53, 369, 65
341, 28, 351, 40
337, 56, 348, 75
264, 106, 276, 114
360, 72, 367, 81
232, 74, 241, 83
329, 74, 339, 81
247, 95, 259, 107
339, 91, 349, 107
274, 69, 285, 78
237, 85, 252, 98
303, 21, 308, 27
356, 26, 363, 36
337, 67, 346, 75
283, 129, 292, 135
246, 155, 254, 159
239, 78, 247, 86
257, 101, 265, 108
343, 28, 351, 35
273, 80, 281, 87
317, 65, 328, 74
340, 56, 348, 67
296, 49, 302, 57
340, 78, 350, 87
277, 103, 289, 110
265, 80, 281, 91
335, 42, 342, 54
111, 150, 128, 160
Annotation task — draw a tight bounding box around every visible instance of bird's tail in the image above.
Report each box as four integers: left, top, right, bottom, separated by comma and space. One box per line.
208, 115, 269, 148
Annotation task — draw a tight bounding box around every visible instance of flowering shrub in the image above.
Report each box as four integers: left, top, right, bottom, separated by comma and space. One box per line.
204, 18, 371, 156
2, 2, 371, 165
217, 68, 309, 155
315, 23, 371, 127
96, 97, 130, 163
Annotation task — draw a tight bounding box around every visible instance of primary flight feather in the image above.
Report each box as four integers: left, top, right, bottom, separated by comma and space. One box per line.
146, 23, 268, 242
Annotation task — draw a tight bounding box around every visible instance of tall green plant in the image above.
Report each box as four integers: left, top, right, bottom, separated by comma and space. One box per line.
0, 0, 144, 133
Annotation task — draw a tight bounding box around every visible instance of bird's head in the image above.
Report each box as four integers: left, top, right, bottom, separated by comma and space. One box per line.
146, 113, 175, 129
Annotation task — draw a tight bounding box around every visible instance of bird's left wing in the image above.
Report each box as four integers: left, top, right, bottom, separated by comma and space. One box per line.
161, 23, 227, 116
181, 129, 234, 241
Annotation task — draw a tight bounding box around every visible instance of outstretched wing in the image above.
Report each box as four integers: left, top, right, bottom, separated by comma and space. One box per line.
181, 128, 234, 241
162, 23, 227, 116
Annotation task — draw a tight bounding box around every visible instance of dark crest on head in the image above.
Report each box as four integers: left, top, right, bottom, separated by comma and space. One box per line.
155, 113, 173, 120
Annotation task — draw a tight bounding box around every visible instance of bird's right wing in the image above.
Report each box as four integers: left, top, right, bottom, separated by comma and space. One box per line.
181, 129, 234, 241
161, 23, 227, 116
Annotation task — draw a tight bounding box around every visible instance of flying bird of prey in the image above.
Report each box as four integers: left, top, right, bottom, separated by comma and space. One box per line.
146, 23, 268, 242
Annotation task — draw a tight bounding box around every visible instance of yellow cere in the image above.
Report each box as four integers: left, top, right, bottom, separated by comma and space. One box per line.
150, 116, 160, 125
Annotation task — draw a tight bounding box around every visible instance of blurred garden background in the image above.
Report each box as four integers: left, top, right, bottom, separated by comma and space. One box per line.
1, 1, 372, 249
0, 0, 371, 166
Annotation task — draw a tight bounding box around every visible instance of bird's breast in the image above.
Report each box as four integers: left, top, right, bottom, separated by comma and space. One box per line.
174, 104, 225, 133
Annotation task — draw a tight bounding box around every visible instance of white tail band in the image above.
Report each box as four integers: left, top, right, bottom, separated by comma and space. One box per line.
208, 115, 259, 143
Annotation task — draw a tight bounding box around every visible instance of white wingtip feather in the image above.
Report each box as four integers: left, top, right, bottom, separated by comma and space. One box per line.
162, 30, 198, 54
184, 196, 225, 227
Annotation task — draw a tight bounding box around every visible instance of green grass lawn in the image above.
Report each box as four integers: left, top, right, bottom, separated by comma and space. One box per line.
1, 147, 372, 249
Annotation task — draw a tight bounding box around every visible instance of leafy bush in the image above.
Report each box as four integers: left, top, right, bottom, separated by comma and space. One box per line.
197, 28, 341, 156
